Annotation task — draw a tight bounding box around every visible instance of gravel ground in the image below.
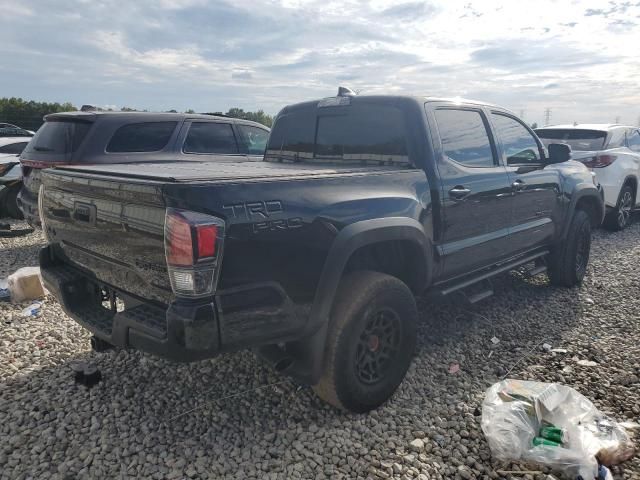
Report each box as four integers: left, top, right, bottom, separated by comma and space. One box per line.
1, 218, 639, 480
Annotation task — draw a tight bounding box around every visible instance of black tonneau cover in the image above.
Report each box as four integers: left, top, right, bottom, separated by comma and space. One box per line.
53, 160, 406, 183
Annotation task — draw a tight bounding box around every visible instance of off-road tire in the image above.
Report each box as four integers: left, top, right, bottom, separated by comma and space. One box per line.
0, 183, 23, 220
603, 184, 634, 231
547, 209, 591, 287
312, 270, 417, 413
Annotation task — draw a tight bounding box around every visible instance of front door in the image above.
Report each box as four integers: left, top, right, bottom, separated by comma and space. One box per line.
428, 105, 513, 279
489, 112, 562, 254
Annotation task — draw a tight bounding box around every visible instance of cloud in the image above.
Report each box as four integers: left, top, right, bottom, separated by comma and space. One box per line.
379, 2, 436, 19
231, 70, 253, 80
0, 0, 639, 125
470, 42, 613, 72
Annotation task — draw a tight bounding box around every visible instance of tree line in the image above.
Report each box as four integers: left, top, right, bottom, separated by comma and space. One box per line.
0, 98, 273, 131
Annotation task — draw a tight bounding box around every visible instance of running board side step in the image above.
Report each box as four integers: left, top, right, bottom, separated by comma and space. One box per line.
436, 250, 550, 297
467, 289, 494, 304
527, 264, 547, 277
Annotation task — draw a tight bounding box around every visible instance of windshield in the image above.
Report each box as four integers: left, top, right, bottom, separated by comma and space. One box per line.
535, 129, 607, 151
22, 119, 91, 161
265, 103, 410, 165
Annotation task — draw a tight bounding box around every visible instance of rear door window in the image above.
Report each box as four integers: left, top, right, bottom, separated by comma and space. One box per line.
628, 130, 640, 152
23, 120, 91, 159
0, 127, 32, 137
183, 122, 239, 154
606, 129, 626, 148
237, 125, 269, 155
434, 109, 496, 168
491, 113, 541, 165
0, 142, 29, 154
106, 122, 177, 153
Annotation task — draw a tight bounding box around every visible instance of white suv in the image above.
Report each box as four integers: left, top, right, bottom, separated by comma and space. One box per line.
536, 124, 640, 230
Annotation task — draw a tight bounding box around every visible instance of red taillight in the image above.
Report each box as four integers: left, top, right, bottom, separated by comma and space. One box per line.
196, 224, 218, 260
164, 209, 225, 297
583, 154, 616, 168
166, 212, 193, 266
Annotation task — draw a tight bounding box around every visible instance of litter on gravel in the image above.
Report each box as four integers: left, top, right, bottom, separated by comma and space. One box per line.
482, 379, 635, 479
20, 301, 42, 317
7, 266, 44, 302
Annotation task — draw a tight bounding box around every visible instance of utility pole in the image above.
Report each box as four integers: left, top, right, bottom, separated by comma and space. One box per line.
614, 116, 621, 124
544, 108, 552, 126
519, 109, 525, 120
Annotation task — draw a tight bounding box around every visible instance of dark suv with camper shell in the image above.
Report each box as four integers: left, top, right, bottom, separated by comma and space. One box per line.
18, 112, 270, 226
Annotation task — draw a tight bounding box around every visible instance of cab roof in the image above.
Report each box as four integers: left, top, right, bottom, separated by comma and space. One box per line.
279, 94, 511, 116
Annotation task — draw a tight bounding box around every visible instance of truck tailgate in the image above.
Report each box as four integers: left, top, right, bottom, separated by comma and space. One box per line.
40, 169, 171, 304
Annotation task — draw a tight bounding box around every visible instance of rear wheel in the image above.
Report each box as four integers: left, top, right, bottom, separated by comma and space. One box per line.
312, 271, 417, 413
604, 184, 634, 231
548, 209, 591, 287
0, 183, 24, 220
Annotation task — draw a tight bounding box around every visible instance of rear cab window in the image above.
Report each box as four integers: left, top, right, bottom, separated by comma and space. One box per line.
266, 101, 411, 166
22, 119, 92, 161
106, 122, 177, 153
535, 129, 607, 151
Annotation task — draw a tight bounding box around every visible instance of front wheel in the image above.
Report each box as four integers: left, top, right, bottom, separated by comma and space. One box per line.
604, 184, 634, 231
312, 271, 417, 413
547, 209, 591, 287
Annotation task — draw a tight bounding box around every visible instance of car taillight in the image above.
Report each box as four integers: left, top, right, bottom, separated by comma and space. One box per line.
582, 154, 617, 168
164, 208, 225, 297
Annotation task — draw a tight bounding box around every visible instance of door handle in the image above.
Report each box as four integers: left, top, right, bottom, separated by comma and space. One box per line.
512, 179, 525, 192
449, 186, 471, 200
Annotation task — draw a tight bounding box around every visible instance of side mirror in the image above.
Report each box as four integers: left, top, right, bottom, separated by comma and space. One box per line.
547, 143, 571, 164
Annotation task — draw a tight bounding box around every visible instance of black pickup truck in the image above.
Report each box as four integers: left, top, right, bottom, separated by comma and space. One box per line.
38, 93, 604, 412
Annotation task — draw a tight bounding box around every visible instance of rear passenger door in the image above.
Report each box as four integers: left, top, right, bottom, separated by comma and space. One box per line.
489, 112, 562, 254
180, 121, 245, 158
428, 104, 513, 279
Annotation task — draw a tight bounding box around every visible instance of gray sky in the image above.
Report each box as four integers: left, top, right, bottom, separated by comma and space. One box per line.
3, 0, 639, 125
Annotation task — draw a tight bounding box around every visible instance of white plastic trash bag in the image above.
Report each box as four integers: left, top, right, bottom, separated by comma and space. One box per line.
481, 379, 635, 479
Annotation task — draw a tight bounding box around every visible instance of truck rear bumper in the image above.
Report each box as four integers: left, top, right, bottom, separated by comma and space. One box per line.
40, 245, 310, 362
41, 247, 221, 362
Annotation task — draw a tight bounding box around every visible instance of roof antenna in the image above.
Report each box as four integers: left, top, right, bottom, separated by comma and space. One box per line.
337, 86, 357, 97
